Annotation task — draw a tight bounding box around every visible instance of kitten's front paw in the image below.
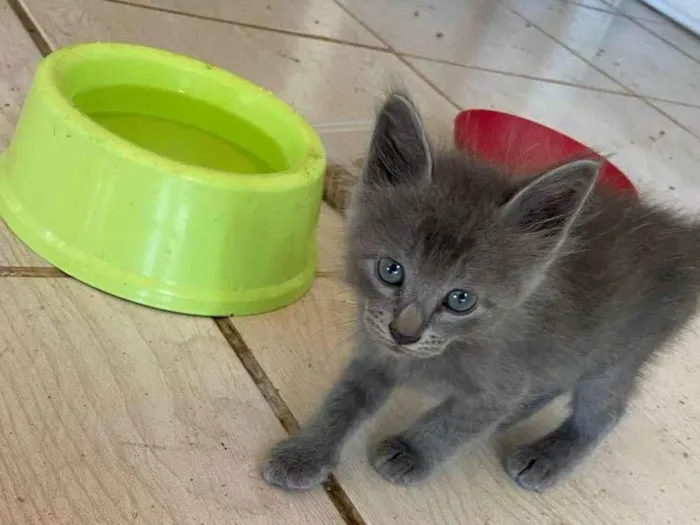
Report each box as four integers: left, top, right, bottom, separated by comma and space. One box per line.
263, 437, 336, 491
371, 436, 433, 485
504, 438, 577, 492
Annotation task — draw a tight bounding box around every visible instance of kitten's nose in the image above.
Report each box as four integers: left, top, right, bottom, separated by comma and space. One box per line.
389, 326, 420, 345
389, 304, 423, 345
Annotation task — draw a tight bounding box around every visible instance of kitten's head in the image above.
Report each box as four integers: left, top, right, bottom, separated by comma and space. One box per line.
346, 92, 599, 359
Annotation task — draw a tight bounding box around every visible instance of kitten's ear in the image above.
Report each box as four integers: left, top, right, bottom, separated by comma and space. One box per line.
364, 92, 432, 186
500, 159, 600, 235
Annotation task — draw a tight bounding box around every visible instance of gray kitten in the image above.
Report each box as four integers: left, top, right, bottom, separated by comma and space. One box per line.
263, 91, 700, 493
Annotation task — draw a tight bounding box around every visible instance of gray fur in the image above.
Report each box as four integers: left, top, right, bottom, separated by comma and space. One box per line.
263, 92, 700, 492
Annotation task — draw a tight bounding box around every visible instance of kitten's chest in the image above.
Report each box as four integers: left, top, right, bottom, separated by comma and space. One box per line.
401, 356, 481, 396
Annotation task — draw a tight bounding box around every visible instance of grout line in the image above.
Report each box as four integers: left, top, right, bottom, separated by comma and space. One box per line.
617, 13, 700, 68
598, 0, 691, 24
213, 318, 367, 525
642, 98, 700, 140
397, 52, 636, 97
564, 1, 615, 13
10, 0, 700, 113
102, 0, 389, 53
104, 0, 465, 110
0, 267, 67, 277
100, 0, 700, 108
506, 6, 643, 97
214, 318, 298, 431
591, 0, 700, 68
331, 0, 700, 113
639, 97, 700, 110
541, 0, 700, 68
329, 0, 462, 111
398, 52, 700, 108
7, 0, 52, 56
507, 6, 700, 140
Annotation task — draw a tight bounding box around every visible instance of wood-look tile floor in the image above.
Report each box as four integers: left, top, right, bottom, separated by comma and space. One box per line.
1, 0, 699, 523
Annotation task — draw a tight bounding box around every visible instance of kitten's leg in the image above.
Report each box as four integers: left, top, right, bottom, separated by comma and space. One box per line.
505, 374, 631, 491
264, 355, 395, 491
371, 397, 510, 485
496, 391, 561, 432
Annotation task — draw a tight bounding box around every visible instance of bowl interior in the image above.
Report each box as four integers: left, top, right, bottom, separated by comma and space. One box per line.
55, 48, 308, 175
454, 109, 637, 196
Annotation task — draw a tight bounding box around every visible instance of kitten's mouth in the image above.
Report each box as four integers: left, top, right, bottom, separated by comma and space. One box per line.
366, 330, 420, 357
361, 315, 438, 358
382, 340, 437, 359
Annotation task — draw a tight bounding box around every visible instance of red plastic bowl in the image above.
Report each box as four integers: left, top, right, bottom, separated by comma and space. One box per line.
454, 110, 636, 197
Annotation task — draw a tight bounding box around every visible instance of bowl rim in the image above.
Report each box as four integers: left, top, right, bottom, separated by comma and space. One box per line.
36, 41, 325, 191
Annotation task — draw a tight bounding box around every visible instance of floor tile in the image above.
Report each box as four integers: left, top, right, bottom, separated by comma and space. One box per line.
600, 0, 660, 20
605, 0, 695, 23
569, 0, 615, 8
408, 57, 700, 209
0, 224, 49, 267
508, 0, 614, 12
513, 0, 700, 104
234, 241, 700, 525
0, 3, 36, 151
0, 0, 52, 267
0, 278, 343, 524
612, 0, 700, 62
122, 0, 386, 47
337, 0, 622, 90
653, 101, 700, 138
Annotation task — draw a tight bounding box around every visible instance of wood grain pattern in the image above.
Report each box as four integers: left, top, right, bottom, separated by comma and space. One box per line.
0, 278, 343, 524
0, 0, 52, 267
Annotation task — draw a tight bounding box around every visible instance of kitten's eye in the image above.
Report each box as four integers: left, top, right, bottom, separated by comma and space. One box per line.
376, 257, 404, 286
444, 289, 478, 313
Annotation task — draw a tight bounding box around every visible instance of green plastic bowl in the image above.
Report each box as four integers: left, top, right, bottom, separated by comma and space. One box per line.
0, 43, 326, 316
